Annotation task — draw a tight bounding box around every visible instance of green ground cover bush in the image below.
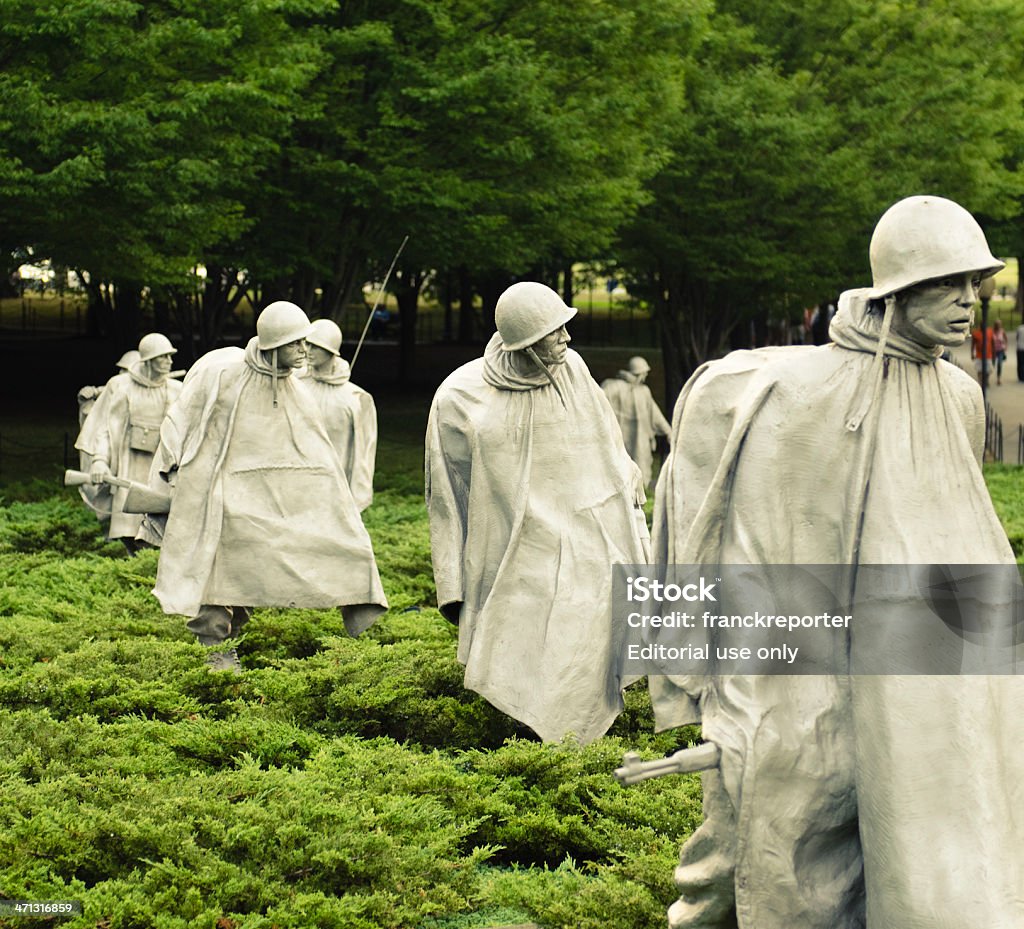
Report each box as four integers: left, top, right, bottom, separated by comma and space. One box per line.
2, 408, 1019, 929
0, 425, 701, 929
983, 463, 1024, 559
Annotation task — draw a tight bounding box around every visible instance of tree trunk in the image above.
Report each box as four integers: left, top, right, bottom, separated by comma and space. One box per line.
394, 268, 425, 384
562, 262, 574, 307
1016, 255, 1024, 321
153, 295, 171, 333
651, 289, 688, 408
457, 267, 475, 343
479, 273, 512, 338
442, 268, 453, 342
84, 280, 143, 352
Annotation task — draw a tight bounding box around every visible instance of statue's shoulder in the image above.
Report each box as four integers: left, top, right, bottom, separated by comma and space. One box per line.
936, 356, 983, 412
432, 357, 487, 414
688, 345, 817, 392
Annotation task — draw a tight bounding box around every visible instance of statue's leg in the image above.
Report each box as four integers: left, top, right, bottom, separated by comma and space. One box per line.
187, 604, 233, 645
668, 770, 739, 929
228, 606, 253, 637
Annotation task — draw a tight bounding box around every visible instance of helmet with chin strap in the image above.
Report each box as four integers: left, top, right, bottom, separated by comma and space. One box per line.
137, 333, 176, 361
495, 281, 577, 351
867, 195, 1003, 299
116, 350, 141, 370
257, 301, 313, 350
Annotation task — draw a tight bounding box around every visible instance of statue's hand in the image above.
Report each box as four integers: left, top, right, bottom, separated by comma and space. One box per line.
90, 460, 110, 484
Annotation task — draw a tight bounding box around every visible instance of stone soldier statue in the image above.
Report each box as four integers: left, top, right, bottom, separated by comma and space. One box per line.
601, 356, 671, 487
75, 335, 180, 553
426, 281, 651, 744
299, 319, 377, 512
75, 349, 140, 504
651, 196, 1023, 929
148, 301, 388, 671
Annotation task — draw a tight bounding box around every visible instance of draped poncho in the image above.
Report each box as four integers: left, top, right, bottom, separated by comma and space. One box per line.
75, 366, 181, 539
298, 357, 377, 512
426, 335, 650, 744
652, 289, 1023, 929
150, 340, 387, 633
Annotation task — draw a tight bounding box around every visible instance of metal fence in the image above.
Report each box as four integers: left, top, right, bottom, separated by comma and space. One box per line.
985, 400, 1003, 463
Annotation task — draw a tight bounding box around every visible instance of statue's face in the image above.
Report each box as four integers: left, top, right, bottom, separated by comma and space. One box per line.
306, 344, 334, 368
150, 354, 173, 376
276, 338, 308, 369
531, 325, 571, 366
894, 272, 981, 347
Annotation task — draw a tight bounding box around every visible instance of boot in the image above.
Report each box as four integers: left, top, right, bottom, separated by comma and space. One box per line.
206, 646, 242, 674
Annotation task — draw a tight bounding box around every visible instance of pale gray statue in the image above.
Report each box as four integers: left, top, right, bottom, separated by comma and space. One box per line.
75, 349, 141, 497
649, 196, 1023, 928
77, 350, 140, 427
601, 356, 671, 487
299, 319, 377, 512
75, 335, 181, 553
147, 301, 388, 672
426, 281, 651, 744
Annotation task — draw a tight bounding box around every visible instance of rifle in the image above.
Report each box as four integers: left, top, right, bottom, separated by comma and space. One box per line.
64, 469, 172, 514
614, 743, 720, 786
349, 235, 409, 374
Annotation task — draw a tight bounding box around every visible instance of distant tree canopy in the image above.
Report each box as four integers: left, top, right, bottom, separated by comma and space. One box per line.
0, 0, 702, 358
1, 0, 1023, 387
617, 0, 1024, 398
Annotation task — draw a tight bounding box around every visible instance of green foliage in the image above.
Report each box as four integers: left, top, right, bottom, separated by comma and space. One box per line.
0, 441, 699, 928
983, 462, 1024, 559
2, 412, 1022, 927
0, 495, 124, 556
619, 0, 1024, 395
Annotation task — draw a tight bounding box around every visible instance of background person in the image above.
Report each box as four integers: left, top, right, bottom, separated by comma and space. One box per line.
1016, 319, 1024, 382
992, 317, 1007, 384
971, 317, 995, 386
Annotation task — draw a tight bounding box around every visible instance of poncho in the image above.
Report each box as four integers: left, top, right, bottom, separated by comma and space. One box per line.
426, 335, 651, 744
75, 366, 181, 539
601, 371, 671, 487
298, 357, 377, 512
652, 289, 1023, 929
150, 339, 387, 633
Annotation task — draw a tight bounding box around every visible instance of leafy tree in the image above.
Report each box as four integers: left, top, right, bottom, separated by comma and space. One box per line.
237, 0, 705, 378
618, 0, 1024, 403
0, 0, 325, 352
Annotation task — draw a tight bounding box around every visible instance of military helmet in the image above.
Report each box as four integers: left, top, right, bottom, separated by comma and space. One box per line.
867, 195, 1003, 299
307, 319, 343, 356
495, 281, 577, 351
627, 356, 651, 375
137, 333, 176, 361
257, 301, 313, 350
116, 350, 141, 370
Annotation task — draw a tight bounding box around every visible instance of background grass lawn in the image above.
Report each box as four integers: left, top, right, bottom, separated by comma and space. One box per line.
2, 385, 1022, 929
0, 399, 702, 929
